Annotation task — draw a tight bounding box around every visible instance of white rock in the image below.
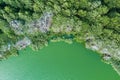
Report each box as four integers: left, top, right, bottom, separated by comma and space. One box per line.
15, 37, 31, 50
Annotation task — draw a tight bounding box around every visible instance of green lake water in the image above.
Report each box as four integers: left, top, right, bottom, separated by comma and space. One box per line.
0, 42, 120, 80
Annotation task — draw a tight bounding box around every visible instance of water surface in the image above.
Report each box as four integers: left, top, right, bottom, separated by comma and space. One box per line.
0, 42, 120, 80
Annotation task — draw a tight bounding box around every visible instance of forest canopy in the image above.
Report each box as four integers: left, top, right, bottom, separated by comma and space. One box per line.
0, 0, 120, 75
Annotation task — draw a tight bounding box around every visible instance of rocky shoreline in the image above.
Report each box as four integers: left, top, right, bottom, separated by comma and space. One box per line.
0, 0, 120, 76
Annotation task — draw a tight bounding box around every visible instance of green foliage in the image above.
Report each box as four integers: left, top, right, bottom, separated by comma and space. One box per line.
28, 33, 48, 50
79, 0, 91, 9
0, 1, 120, 73
96, 5, 109, 15
111, 58, 120, 75
104, 0, 120, 8
78, 10, 87, 17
